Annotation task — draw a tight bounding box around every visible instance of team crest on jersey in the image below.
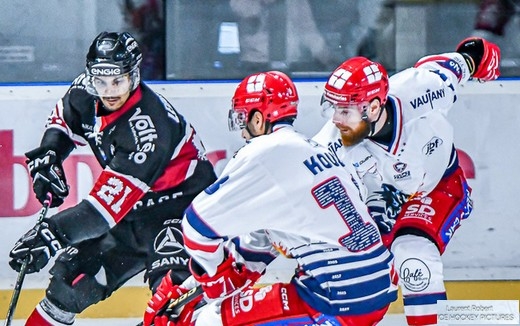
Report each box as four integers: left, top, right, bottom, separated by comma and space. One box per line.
393, 162, 411, 181
393, 162, 407, 173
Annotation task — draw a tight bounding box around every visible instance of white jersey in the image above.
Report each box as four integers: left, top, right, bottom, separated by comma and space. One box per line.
314, 52, 472, 197
182, 125, 397, 315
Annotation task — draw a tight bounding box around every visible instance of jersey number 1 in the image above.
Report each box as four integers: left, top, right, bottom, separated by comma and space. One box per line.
313, 177, 380, 252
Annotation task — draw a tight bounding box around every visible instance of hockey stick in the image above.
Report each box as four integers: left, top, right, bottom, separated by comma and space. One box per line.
4, 195, 52, 326
136, 285, 205, 326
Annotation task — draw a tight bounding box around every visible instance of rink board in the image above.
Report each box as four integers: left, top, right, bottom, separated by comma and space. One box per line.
1, 80, 520, 319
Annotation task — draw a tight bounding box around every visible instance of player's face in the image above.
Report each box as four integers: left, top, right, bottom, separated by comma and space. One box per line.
332, 105, 371, 146
93, 75, 132, 111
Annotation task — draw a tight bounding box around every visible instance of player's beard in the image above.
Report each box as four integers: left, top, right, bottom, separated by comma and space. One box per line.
339, 119, 371, 147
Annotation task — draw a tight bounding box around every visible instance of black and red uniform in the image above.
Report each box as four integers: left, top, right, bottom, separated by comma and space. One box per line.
34, 73, 216, 313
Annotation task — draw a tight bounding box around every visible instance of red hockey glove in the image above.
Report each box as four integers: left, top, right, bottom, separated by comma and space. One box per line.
190, 256, 261, 299
143, 271, 190, 326
456, 37, 500, 81
153, 290, 204, 326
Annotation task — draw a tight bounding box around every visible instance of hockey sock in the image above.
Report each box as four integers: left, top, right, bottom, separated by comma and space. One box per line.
26, 297, 76, 326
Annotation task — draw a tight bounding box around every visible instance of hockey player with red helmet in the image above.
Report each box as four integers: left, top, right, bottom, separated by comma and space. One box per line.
142, 71, 398, 326
8, 31, 217, 325
314, 38, 500, 325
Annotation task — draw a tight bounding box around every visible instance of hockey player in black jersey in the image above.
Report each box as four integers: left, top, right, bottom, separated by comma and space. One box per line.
8, 31, 217, 325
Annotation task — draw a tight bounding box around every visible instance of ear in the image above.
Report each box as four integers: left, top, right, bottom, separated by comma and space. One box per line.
367, 99, 382, 121
250, 111, 265, 133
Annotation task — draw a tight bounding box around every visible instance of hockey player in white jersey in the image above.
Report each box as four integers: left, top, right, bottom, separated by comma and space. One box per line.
142, 71, 398, 326
313, 37, 500, 325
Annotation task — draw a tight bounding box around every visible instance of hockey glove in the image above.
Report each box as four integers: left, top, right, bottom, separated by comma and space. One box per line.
9, 218, 64, 273
456, 37, 501, 81
25, 147, 69, 208
190, 255, 261, 300
144, 271, 188, 326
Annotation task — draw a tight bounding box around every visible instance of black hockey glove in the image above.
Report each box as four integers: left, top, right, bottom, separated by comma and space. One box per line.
25, 147, 69, 208
9, 218, 64, 273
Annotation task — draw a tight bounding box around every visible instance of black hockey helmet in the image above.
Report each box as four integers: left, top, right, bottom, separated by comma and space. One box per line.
85, 31, 142, 96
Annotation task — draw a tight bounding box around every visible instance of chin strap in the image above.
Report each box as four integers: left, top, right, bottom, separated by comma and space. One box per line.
263, 121, 272, 135
244, 124, 256, 139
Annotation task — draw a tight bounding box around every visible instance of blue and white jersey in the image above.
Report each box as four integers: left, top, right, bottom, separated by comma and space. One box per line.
314, 52, 471, 197
182, 125, 397, 315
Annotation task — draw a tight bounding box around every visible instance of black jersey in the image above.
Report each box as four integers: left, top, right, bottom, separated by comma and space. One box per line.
38, 74, 215, 240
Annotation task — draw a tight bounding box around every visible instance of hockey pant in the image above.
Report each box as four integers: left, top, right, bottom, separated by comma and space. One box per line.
26, 192, 196, 325
382, 166, 472, 254
195, 283, 389, 326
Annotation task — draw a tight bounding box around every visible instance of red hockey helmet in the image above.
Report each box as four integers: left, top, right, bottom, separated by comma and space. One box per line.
322, 56, 389, 114
229, 71, 299, 131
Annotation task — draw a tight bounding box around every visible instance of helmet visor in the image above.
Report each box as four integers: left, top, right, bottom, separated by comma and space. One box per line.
228, 108, 248, 131
86, 73, 134, 97
320, 95, 335, 118
322, 99, 370, 124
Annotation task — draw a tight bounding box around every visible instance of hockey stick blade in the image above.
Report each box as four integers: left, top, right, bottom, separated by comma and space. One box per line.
136, 286, 205, 326
4, 195, 52, 326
